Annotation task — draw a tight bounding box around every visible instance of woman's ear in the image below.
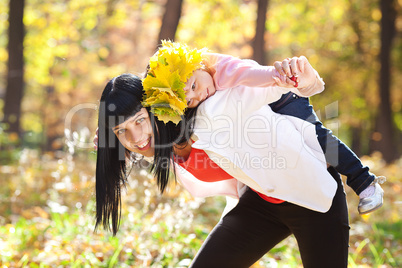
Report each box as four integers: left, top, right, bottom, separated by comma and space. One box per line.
173, 140, 193, 160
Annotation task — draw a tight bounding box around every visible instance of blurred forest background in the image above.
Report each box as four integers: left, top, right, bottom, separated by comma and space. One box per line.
0, 0, 401, 267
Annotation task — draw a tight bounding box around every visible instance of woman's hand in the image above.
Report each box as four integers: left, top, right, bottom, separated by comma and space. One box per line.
273, 56, 317, 89
93, 127, 99, 150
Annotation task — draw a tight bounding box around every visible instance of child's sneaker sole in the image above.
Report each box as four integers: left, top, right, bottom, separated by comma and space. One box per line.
358, 176, 386, 215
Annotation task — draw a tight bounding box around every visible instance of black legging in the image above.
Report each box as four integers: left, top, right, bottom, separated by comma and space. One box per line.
190, 167, 350, 268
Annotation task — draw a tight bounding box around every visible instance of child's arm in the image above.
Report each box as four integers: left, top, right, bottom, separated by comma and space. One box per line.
204, 53, 279, 89
203, 53, 324, 98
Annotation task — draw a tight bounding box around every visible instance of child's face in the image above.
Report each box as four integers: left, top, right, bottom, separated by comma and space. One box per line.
112, 108, 155, 157
184, 69, 216, 108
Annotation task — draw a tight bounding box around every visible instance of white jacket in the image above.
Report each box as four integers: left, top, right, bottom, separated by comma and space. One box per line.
173, 53, 337, 213
175, 84, 337, 213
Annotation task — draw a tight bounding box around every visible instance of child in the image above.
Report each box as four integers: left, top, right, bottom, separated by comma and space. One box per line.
143, 40, 385, 215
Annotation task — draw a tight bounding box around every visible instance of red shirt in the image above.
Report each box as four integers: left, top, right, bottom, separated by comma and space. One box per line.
177, 147, 284, 204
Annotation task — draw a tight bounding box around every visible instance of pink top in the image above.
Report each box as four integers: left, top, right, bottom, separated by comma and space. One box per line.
206, 53, 279, 90
204, 52, 323, 97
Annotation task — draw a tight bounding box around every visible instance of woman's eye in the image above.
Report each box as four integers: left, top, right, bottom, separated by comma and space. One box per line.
136, 118, 145, 124
117, 129, 126, 135
191, 82, 196, 90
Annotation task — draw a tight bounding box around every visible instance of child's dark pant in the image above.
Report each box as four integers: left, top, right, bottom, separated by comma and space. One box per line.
270, 93, 375, 195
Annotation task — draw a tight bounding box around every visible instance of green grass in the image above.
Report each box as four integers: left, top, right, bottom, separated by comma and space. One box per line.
0, 150, 401, 267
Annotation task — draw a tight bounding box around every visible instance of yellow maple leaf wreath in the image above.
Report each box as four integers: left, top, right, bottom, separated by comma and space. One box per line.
142, 40, 205, 124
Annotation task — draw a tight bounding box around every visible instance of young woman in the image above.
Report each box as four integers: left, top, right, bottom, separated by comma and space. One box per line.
96, 69, 349, 267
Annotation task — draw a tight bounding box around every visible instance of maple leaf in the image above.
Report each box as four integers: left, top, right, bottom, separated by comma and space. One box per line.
142, 40, 204, 124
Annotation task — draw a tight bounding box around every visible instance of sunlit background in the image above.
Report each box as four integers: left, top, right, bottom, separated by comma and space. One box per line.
0, 0, 401, 267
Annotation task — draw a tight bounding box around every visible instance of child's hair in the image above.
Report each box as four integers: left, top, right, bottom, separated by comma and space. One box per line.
200, 57, 215, 77
95, 73, 181, 235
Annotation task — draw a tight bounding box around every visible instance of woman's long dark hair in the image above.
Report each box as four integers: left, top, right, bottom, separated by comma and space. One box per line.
95, 73, 182, 235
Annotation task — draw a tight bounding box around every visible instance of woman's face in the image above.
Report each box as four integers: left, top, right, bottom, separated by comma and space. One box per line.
184, 69, 216, 108
113, 108, 155, 157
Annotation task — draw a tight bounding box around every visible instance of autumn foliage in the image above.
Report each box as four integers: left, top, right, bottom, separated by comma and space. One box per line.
0, 0, 401, 267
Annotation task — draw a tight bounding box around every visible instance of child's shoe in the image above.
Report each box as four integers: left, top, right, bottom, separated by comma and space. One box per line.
358, 176, 386, 215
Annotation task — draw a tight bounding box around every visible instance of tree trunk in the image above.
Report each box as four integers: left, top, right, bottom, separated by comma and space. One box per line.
3, 0, 25, 137
157, 0, 183, 46
252, 0, 269, 65
351, 126, 362, 157
371, 0, 396, 162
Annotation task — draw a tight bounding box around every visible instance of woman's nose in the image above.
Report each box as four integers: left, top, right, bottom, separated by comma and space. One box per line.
125, 126, 142, 143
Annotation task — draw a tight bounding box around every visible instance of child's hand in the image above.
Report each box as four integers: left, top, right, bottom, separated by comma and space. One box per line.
93, 127, 99, 150
273, 56, 316, 89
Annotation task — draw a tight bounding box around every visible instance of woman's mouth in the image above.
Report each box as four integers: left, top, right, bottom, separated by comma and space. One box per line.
136, 138, 151, 150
